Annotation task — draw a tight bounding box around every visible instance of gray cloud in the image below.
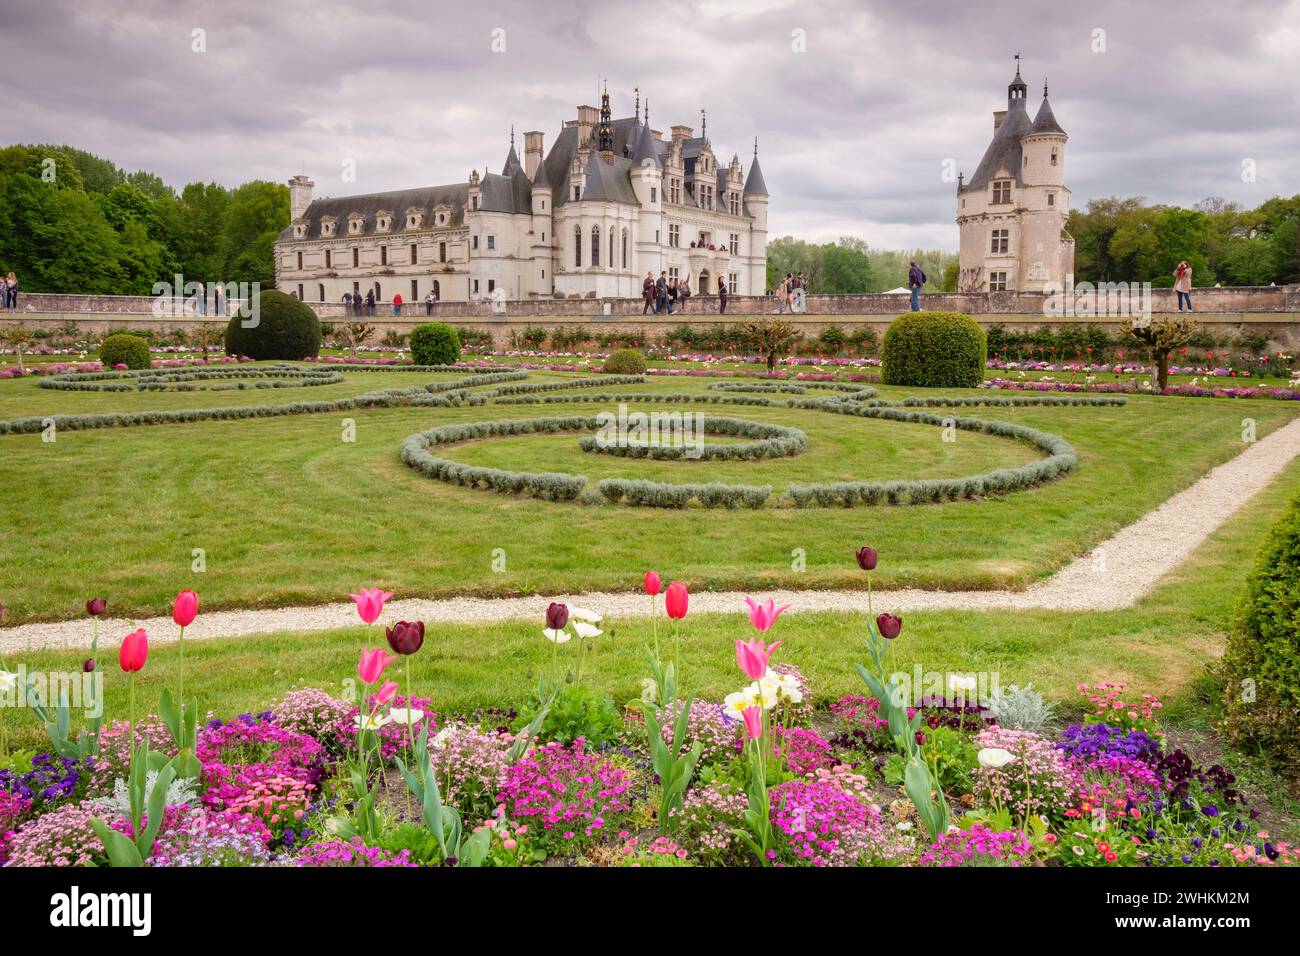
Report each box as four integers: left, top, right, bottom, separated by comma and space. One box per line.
1, 0, 1296, 249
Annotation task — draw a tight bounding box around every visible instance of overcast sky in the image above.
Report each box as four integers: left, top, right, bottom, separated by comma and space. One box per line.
3, 0, 1298, 249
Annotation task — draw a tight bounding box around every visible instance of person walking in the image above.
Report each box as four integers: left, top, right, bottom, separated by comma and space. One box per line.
7, 272, 20, 310
1174, 261, 1194, 312
424, 290, 435, 316
718, 275, 729, 314
654, 271, 669, 314
392, 292, 403, 316
667, 277, 679, 315
365, 289, 375, 316
774, 274, 788, 314
908, 260, 927, 312
678, 275, 691, 313
195, 281, 206, 316
343, 291, 353, 315
794, 272, 808, 313
642, 272, 655, 314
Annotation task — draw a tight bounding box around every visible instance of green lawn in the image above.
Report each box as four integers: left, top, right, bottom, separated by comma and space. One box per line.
0, 363, 1295, 623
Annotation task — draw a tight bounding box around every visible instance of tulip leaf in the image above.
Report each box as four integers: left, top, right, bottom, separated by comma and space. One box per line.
137, 762, 177, 859
91, 819, 143, 868
158, 689, 181, 744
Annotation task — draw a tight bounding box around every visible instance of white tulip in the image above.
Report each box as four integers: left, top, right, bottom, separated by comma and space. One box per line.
571, 621, 602, 639
542, 628, 571, 644
977, 747, 1016, 768
387, 708, 425, 726
568, 607, 602, 623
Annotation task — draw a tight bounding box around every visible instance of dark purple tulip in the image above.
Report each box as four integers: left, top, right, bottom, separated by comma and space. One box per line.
86, 598, 106, 617
876, 613, 902, 639
546, 602, 569, 631
855, 547, 878, 571
385, 620, 425, 655
83, 658, 96, 673
914, 731, 927, 747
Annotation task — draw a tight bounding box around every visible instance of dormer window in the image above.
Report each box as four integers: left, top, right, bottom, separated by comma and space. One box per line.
375, 214, 392, 233
320, 217, 337, 238
992, 180, 1012, 204
348, 215, 365, 235
573, 186, 581, 201
293, 223, 306, 239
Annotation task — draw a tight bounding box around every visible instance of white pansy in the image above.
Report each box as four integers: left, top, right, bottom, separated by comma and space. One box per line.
387, 708, 425, 726
750, 679, 778, 710
639, 678, 658, 704
977, 747, 1016, 769
722, 691, 749, 722
764, 668, 803, 704
571, 621, 602, 639
543, 628, 571, 644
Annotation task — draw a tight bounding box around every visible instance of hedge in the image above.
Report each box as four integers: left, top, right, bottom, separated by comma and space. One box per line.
577, 417, 807, 461
224, 290, 322, 360
99, 334, 152, 370
603, 349, 648, 374
409, 323, 461, 366
39, 365, 344, 392
882, 311, 986, 388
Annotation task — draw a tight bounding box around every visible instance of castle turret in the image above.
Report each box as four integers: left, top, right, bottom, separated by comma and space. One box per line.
744, 138, 769, 294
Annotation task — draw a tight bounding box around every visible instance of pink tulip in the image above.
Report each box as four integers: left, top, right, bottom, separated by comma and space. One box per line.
350, 587, 394, 625
736, 637, 781, 680
357, 647, 395, 684
664, 582, 689, 620
644, 571, 661, 596
741, 706, 763, 741
119, 628, 148, 673
373, 680, 399, 706
172, 590, 198, 628
744, 596, 790, 633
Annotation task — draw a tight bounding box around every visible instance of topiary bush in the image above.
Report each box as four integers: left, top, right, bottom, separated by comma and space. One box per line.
409, 323, 461, 366
224, 289, 322, 360
99, 334, 151, 370
1221, 491, 1300, 774
603, 348, 647, 374
881, 311, 986, 388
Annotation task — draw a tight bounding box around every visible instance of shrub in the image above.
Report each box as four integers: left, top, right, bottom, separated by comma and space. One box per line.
409, 323, 461, 365
603, 348, 647, 374
224, 290, 322, 360
1221, 491, 1300, 772
98, 334, 151, 370
881, 311, 986, 388
514, 683, 622, 748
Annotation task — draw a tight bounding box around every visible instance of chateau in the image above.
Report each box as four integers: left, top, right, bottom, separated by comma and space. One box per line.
956, 64, 1073, 294
274, 90, 769, 305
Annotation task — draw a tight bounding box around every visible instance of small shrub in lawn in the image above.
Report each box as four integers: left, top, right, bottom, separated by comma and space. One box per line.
409, 323, 461, 366
98, 334, 151, 370
882, 311, 986, 388
224, 289, 322, 360
603, 348, 647, 375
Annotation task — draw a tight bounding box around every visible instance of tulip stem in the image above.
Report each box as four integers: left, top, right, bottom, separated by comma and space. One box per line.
404, 655, 415, 820
177, 624, 185, 708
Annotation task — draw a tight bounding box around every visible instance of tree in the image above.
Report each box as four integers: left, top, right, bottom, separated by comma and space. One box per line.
0, 323, 34, 371
740, 317, 798, 371
191, 322, 226, 359
820, 241, 873, 293
219, 180, 289, 287
339, 321, 376, 358
1124, 316, 1198, 391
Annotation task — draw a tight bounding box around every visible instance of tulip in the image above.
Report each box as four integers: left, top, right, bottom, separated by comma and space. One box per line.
744, 596, 790, 634
546, 602, 569, 631
664, 582, 689, 620
373, 680, 399, 707
855, 547, 878, 571
977, 747, 1016, 769
736, 637, 781, 681
86, 598, 106, 617
350, 587, 394, 625
741, 706, 763, 741
915, 731, 927, 747
357, 647, 395, 685
876, 613, 902, 639
385, 620, 425, 656
172, 590, 198, 628
643, 571, 661, 596
83, 658, 95, 673
119, 628, 148, 673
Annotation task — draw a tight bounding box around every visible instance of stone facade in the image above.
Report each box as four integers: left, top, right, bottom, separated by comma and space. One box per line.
957, 65, 1073, 294
272, 90, 769, 308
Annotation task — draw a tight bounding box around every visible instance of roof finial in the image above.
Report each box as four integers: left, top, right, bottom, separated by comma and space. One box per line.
1014, 51, 1022, 75
753, 136, 758, 159
1043, 78, 1049, 97
634, 85, 640, 122
510, 124, 515, 148
644, 97, 649, 127
700, 107, 707, 140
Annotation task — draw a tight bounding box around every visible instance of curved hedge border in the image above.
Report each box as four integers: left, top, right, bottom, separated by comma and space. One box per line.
901, 395, 1127, 408
487, 375, 646, 397
38, 365, 346, 393
577, 417, 807, 461
597, 478, 771, 509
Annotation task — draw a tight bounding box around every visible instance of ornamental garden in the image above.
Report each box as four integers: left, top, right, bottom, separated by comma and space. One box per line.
0, 291, 1298, 869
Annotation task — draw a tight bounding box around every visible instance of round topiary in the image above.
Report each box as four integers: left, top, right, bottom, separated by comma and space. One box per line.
409, 323, 461, 366
881, 311, 986, 388
224, 289, 322, 360
99, 333, 151, 370
603, 348, 647, 375
1221, 491, 1300, 772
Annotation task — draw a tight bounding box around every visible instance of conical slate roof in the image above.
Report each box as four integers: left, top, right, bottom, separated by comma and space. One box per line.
963, 105, 1032, 191
1030, 96, 1066, 136
744, 155, 768, 195
630, 121, 659, 166
502, 144, 522, 176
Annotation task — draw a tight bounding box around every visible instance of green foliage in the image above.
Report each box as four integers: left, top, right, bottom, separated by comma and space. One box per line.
513, 683, 622, 748
99, 333, 151, 370
602, 348, 647, 374
1221, 491, 1300, 773
919, 726, 979, 795
739, 317, 798, 371
409, 323, 461, 366
224, 290, 322, 360
882, 311, 986, 388
765, 235, 954, 293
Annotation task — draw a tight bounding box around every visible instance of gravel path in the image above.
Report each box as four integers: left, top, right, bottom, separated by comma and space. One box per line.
4, 415, 1299, 655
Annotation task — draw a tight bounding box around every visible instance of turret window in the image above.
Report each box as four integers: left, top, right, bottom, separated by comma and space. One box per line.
992, 181, 1012, 204
621, 229, 628, 268
1051, 149, 1058, 166
991, 228, 1009, 254
1047, 193, 1056, 207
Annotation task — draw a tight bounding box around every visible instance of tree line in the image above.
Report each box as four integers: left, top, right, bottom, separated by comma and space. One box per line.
765, 237, 958, 294
0, 144, 289, 296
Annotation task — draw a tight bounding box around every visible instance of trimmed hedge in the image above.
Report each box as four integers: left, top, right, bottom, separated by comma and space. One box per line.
224, 290, 322, 360
603, 349, 647, 375
409, 323, 461, 366
578, 417, 807, 461
99, 334, 151, 370
1221, 492, 1300, 773
882, 311, 986, 388
39, 365, 344, 392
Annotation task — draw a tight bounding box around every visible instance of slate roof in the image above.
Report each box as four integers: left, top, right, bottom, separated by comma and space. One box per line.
1030, 96, 1066, 136
744, 155, 769, 196
962, 103, 1032, 192
280, 184, 469, 241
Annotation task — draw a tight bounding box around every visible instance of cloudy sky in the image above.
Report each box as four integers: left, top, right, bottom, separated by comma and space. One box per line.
3, 0, 1298, 249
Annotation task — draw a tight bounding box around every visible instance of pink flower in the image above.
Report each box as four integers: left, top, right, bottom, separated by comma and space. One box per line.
119, 628, 148, 673
664, 582, 689, 619
357, 647, 395, 684
172, 590, 198, 628
350, 587, 394, 625
744, 596, 789, 633
735, 636, 781, 680
741, 707, 763, 740
373, 681, 399, 706
644, 571, 661, 596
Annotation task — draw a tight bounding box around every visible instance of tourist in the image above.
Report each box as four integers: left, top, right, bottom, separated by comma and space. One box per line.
1174, 261, 1194, 312
642, 272, 655, 314
678, 276, 691, 312
668, 277, 678, 314
392, 292, 403, 316
774, 274, 788, 313
196, 280, 206, 315
424, 290, 435, 315
908, 260, 927, 312
2, 272, 14, 310
794, 272, 807, 313
655, 271, 669, 314
213, 284, 225, 317
365, 289, 375, 316
343, 291, 353, 313
718, 275, 729, 314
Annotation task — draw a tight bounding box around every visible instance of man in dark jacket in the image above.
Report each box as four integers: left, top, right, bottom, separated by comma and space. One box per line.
908, 261, 926, 311
654, 272, 669, 314
642, 272, 655, 314
718, 276, 729, 314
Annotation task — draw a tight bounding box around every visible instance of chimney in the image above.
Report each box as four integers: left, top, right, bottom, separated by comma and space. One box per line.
523, 130, 544, 180
288, 174, 314, 221
671, 125, 692, 148
576, 105, 599, 148
993, 110, 1007, 133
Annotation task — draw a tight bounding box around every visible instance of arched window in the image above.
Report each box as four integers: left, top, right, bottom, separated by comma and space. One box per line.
317, 284, 324, 302
610, 230, 615, 268
574, 226, 582, 267
621, 229, 628, 269
591, 226, 601, 268
432, 280, 440, 299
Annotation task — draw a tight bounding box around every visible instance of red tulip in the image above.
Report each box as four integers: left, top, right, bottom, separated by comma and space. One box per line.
915, 731, 927, 746
357, 647, 395, 684
385, 620, 425, 655
172, 590, 198, 628
644, 571, 662, 596
664, 582, 689, 620
350, 587, 394, 625
83, 658, 96, 673
119, 628, 148, 673
736, 637, 782, 680
86, 598, 107, 617
373, 680, 399, 706
855, 547, 878, 571
876, 613, 903, 639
